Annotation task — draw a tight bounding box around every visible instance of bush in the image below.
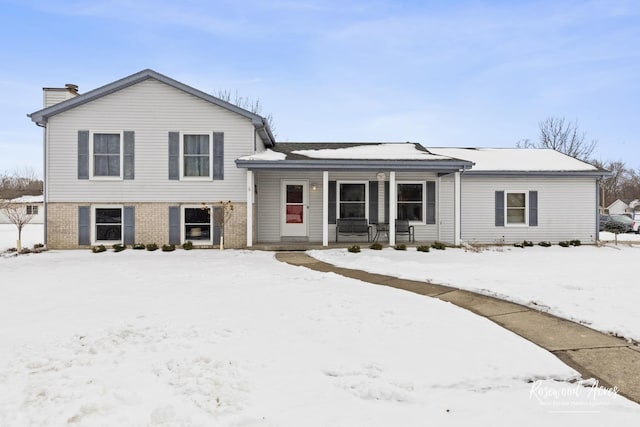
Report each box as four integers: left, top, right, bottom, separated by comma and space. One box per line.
19, 248, 32, 254
133, 243, 146, 250
146, 243, 159, 251
417, 245, 430, 252
570, 240, 581, 246
523, 240, 534, 247
347, 245, 360, 253
112, 243, 126, 252
91, 245, 106, 253
558, 241, 570, 247
369, 242, 383, 250
513, 242, 524, 248
162, 244, 176, 252
431, 241, 446, 250
33, 243, 45, 249
394, 244, 407, 251
538, 241, 552, 247
182, 241, 194, 250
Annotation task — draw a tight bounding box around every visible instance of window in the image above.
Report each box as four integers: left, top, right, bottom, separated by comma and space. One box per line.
94, 207, 122, 242
184, 207, 212, 243
26, 205, 38, 215
397, 183, 424, 222
183, 134, 210, 177
506, 192, 527, 225
93, 133, 121, 177
339, 183, 366, 218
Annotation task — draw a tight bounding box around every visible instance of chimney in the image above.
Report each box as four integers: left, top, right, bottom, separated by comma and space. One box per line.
43, 83, 80, 108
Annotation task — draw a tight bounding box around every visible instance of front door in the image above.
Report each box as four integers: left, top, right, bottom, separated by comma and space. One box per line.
281, 180, 308, 237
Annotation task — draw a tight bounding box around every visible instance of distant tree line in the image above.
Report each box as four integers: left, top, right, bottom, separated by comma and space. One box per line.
518, 117, 639, 207
0, 167, 43, 200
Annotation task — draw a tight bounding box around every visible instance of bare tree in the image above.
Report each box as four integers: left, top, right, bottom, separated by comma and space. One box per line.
1, 202, 36, 251
214, 89, 277, 137
517, 117, 597, 161
201, 201, 234, 250
0, 167, 43, 200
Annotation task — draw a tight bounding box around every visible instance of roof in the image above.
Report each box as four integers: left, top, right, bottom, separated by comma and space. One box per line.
237, 142, 474, 171
428, 147, 606, 175
10, 195, 43, 203
28, 69, 275, 146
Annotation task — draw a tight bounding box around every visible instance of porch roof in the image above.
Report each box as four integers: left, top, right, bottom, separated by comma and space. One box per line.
236, 142, 474, 171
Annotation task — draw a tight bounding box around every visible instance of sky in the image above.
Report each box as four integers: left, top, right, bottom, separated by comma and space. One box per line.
0, 0, 638, 176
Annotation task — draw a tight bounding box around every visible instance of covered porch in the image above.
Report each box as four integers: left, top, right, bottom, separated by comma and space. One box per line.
236, 143, 473, 248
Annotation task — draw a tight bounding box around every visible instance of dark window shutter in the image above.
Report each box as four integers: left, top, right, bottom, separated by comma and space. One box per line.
384, 181, 390, 222
328, 181, 337, 224
529, 191, 538, 226
123, 131, 135, 180
168, 206, 180, 244
426, 181, 436, 224
78, 206, 90, 245
369, 181, 378, 223
168, 132, 179, 180
495, 191, 505, 226
213, 132, 224, 180
78, 130, 89, 179
123, 206, 135, 244
212, 207, 222, 244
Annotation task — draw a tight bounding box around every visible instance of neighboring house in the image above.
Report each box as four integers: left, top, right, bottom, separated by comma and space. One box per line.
606, 199, 640, 216
29, 69, 608, 249
0, 195, 44, 224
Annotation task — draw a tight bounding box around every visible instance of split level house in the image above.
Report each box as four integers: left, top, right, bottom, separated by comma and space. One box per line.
28, 69, 608, 249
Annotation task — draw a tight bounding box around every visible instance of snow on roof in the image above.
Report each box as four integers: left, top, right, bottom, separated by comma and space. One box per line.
10, 195, 43, 203
427, 148, 598, 172
238, 149, 287, 161
291, 143, 451, 160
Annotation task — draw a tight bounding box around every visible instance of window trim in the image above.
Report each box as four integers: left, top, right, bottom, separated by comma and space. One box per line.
396, 181, 426, 225
505, 191, 529, 227
336, 181, 369, 220
181, 205, 213, 245
91, 204, 124, 245
180, 132, 214, 180
89, 131, 124, 180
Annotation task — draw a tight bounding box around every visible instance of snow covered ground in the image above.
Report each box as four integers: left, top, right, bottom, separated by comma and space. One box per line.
1, 249, 638, 425
309, 242, 640, 343
0, 223, 44, 251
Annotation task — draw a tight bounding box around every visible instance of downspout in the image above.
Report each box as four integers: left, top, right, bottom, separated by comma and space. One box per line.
596, 177, 601, 242
38, 121, 47, 247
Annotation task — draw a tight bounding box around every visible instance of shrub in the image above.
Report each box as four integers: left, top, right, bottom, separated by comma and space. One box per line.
417, 245, 430, 252
92, 245, 106, 253
182, 241, 194, 250
369, 242, 383, 250
347, 245, 360, 253
513, 242, 524, 248
133, 243, 146, 250
162, 244, 176, 252
570, 240, 581, 246
523, 240, 534, 247
538, 241, 552, 247
394, 244, 407, 251
146, 243, 159, 251
431, 241, 446, 250
19, 248, 32, 254
112, 243, 126, 252
558, 241, 570, 247
33, 243, 45, 249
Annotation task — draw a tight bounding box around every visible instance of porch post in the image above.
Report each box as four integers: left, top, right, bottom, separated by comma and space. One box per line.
322, 170, 329, 246
454, 171, 461, 246
246, 169, 253, 247
389, 171, 396, 246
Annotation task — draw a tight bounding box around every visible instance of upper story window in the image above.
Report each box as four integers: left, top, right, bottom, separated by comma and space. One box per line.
93, 133, 122, 177
183, 134, 211, 177
506, 192, 527, 225
397, 183, 424, 222
339, 182, 367, 218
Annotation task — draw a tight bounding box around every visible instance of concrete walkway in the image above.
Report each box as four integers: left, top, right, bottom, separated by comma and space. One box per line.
276, 252, 640, 404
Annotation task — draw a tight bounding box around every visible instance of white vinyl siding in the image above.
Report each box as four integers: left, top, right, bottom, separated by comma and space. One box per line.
46, 79, 254, 202
461, 176, 598, 244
